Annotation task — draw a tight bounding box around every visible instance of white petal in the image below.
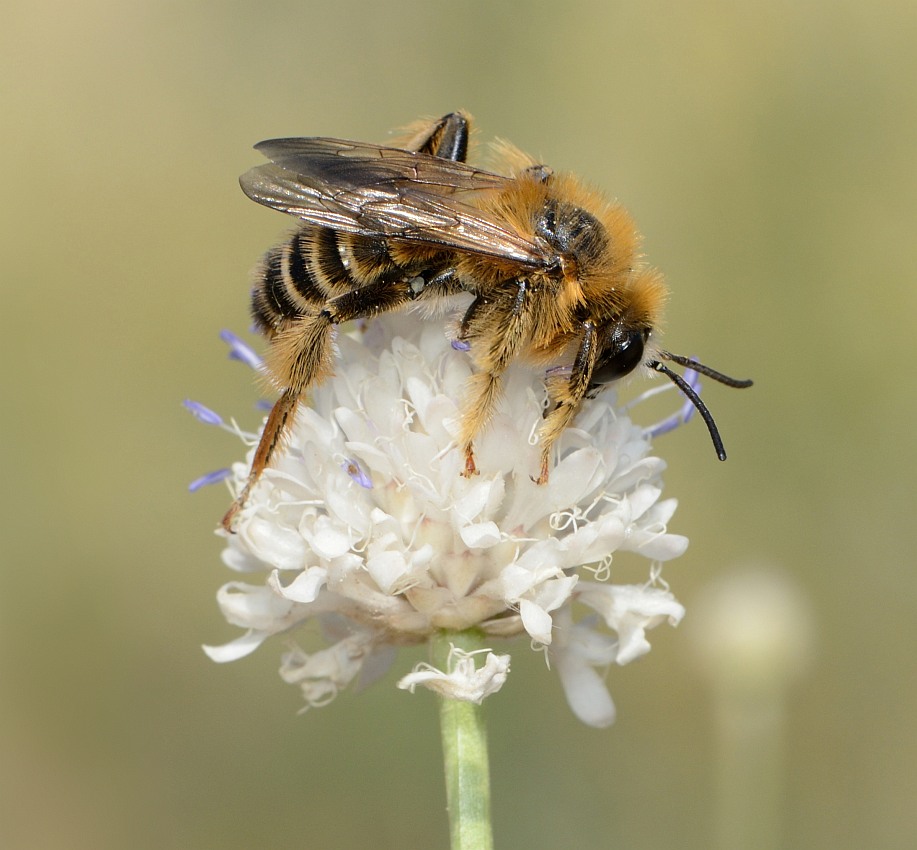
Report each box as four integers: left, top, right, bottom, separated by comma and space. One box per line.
398, 650, 510, 703
555, 646, 617, 728
649, 497, 679, 526
343, 441, 394, 478
454, 477, 504, 522
241, 516, 307, 571
366, 550, 409, 594
548, 447, 605, 505
202, 629, 271, 663
408, 543, 434, 571
459, 521, 502, 549
302, 515, 353, 559
563, 513, 626, 565
325, 486, 372, 535
500, 562, 543, 599
512, 539, 566, 579
623, 530, 689, 561
404, 375, 435, 421
279, 634, 374, 708
214, 581, 296, 630
422, 396, 463, 444
519, 598, 554, 643
627, 483, 663, 520
533, 575, 579, 613
577, 583, 685, 664
268, 566, 328, 603
220, 544, 267, 573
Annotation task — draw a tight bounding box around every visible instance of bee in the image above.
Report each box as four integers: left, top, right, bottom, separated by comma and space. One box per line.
222, 112, 751, 530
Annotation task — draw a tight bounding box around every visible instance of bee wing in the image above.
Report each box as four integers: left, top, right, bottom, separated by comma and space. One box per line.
240, 137, 548, 268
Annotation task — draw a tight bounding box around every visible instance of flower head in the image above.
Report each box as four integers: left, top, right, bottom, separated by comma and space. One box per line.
202, 315, 688, 727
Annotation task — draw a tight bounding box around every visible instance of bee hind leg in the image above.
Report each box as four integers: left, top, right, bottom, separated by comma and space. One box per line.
412, 112, 469, 162
224, 275, 442, 531
221, 386, 301, 531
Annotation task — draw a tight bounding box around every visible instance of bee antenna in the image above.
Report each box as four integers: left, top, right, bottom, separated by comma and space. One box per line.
659, 350, 754, 389
648, 360, 729, 460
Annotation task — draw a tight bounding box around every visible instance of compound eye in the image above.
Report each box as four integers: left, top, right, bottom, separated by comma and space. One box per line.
592, 327, 646, 384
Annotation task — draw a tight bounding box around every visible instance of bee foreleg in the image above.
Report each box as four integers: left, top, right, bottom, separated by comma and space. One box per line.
535, 320, 600, 484
459, 280, 534, 476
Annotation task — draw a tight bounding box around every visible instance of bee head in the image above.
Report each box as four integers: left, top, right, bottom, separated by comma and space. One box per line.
592, 322, 650, 385
590, 321, 753, 462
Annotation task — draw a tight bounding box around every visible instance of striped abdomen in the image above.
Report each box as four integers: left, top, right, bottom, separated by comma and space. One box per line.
250, 226, 456, 337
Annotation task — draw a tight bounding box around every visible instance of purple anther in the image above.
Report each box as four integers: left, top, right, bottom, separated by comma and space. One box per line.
220, 329, 264, 370
183, 399, 223, 426
451, 339, 471, 352
188, 468, 232, 492
647, 367, 701, 439
545, 364, 573, 379
342, 458, 373, 489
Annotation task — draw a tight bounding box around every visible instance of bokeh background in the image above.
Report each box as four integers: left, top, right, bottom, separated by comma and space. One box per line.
3, 2, 915, 848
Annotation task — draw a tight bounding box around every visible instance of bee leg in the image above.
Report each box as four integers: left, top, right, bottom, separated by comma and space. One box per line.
222, 280, 423, 531
521, 163, 553, 183
455, 294, 484, 343
270, 279, 418, 414
453, 295, 485, 473
459, 280, 533, 476
221, 307, 340, 532
413, 112, 469, 162
459, 369, 499, 478
414, 267, 465, 301
535, 320, 600, 484
221, 386, 300, 531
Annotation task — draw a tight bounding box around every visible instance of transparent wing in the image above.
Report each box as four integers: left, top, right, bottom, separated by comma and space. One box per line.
240, 137, 548, 268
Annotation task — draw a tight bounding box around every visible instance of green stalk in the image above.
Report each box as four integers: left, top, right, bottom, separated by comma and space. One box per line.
434, 629, 494, 850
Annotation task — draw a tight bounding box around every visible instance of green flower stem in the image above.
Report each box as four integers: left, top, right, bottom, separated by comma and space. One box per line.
434, 629, 494, 850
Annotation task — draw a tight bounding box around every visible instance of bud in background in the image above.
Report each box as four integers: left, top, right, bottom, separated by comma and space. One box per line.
689, 564, 815, 850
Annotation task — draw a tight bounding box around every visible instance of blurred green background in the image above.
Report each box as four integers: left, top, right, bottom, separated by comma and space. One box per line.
3, 1, 915, 848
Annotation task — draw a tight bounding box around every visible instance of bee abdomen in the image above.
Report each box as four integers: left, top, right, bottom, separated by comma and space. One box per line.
250, 226, 405, 337
339, 232, 399, 284
250, 243, 306, 336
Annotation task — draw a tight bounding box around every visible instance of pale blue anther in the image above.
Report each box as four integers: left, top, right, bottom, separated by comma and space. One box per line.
183, 399, 223, 426
220, 329, 264, 370
188, 468, 232, 492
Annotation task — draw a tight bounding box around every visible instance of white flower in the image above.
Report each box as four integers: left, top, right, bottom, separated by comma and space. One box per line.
398, 646, 511, 704
202, 315, 689, 725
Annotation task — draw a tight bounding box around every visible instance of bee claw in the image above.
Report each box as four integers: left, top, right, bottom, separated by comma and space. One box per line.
220, 502, 240, 533
532, 456, 550, 485
462, 448, 479, 478
221, 485, 251, 534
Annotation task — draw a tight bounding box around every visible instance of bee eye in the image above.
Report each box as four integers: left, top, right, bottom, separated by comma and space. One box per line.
592, 327, 647, 384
